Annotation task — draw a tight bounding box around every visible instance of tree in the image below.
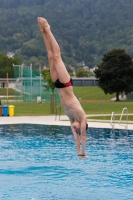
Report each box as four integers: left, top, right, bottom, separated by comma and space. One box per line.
41, 68, 55, 113
41, 68, 55, 93
76, 68, 88, 77
94, 49, 133, 101
0, 52, 20, 78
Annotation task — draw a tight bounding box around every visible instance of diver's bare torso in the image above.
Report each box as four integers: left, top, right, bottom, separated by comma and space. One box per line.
57, 86, 87, 123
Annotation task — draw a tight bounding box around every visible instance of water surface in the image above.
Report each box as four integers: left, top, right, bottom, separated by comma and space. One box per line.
0, 124, 133, 200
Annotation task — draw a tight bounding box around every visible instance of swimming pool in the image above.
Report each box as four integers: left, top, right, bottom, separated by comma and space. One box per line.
0, 124, 133, 200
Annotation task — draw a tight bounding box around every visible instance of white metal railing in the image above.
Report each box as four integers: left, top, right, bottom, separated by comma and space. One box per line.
110, 111, 115, 129
119, 107, 128, 130
55, 106, 61, 121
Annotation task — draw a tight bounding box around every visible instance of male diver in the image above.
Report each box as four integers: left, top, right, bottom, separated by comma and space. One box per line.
38, 17, 88, 158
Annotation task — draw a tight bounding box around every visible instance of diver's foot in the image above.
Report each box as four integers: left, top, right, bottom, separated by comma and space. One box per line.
37, 17, 50, 33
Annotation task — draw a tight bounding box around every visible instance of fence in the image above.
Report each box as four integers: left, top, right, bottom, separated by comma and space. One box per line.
13, 64, 60, 102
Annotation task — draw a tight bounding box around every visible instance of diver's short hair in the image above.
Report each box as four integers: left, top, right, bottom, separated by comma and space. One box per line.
86, 123, 88, 130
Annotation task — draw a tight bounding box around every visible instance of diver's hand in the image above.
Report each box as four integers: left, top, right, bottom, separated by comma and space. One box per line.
78, 153, 89, 159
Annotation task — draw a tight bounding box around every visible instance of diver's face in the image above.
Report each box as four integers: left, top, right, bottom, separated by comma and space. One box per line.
73, 126, 80, 133
73, 122, 80, 134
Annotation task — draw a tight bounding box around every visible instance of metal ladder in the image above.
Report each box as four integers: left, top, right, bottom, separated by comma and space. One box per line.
55, 106, 61, 121
119, 107, 128, 130
110, 107, 128, 130
110, 111, 115, 129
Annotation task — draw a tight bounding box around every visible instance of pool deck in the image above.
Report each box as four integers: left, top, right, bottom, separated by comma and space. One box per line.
0, 115, 133, 130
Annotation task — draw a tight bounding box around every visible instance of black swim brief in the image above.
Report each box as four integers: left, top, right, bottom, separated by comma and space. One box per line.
54, 78, 73, 88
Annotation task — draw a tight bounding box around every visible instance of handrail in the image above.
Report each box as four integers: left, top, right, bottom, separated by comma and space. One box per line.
110, 112, 115, 129
55, 106, 61, 121
119, 107, 128, 129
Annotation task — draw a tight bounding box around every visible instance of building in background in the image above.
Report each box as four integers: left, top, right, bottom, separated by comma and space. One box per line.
7, 52, 15, 58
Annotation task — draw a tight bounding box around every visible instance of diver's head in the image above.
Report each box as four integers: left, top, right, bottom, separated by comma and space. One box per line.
73, 121, 88, 133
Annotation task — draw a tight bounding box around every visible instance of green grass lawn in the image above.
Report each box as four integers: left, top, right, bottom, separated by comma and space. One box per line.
11, 102, 54, 116
0, 86, 114, 100
0, 88, 16, 95
0, 101, 132, 118
73, 86, 115, 100
81, 101, 133, 114
0, 87, 133, 119
0, 88, 21, 97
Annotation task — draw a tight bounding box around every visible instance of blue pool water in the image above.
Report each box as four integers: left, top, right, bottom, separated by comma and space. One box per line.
0, 124, 133, 200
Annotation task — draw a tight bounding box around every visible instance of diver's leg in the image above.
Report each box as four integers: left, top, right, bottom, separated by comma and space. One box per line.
38, 17, 70, 83
38, 17, 57, 82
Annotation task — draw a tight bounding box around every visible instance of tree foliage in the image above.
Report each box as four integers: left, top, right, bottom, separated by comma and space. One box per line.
0, 0, 133, 68
41, 68, 55, 94
94, 49, 133, 101
76, 68, 88, 77
41, 68, 55, 113
0, 52, 20, 78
